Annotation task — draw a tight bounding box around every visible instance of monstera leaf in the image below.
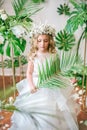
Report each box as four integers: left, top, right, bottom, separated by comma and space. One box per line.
32, 0, 45, 3
57, 3, 70, 15
65, 0, 87, 33
55, 30, 75, 51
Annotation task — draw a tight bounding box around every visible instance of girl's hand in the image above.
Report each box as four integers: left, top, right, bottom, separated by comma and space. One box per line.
30, 87, 38, 93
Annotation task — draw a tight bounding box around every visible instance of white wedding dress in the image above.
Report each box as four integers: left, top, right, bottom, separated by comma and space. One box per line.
8, 53, 79, 130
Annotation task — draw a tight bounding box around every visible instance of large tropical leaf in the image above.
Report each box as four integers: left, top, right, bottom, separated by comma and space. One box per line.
6, 34, 26, 57
32, 0, 45, 3
59, 48, 83, 76
37, 48, 83, 89
55, 30, 75, 51
0, 43, 5, 55
10, 0, 43, 31
12, 0, 43, 17
57, 3, 70, 16
65, 0, 87, 33
38, 53, 73, 89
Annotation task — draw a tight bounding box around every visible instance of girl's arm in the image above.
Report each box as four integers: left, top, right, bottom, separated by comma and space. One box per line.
26, 60, 37, 93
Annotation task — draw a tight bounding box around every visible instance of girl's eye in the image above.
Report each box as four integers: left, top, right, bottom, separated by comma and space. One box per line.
37, 40, 48, 42
37, 40, 41, 42
44, 40, 48, 42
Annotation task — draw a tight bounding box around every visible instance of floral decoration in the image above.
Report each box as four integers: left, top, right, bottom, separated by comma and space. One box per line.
29, 23, 56, 37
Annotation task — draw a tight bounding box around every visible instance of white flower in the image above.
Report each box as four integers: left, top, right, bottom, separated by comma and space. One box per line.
8, 96, 14, 105
30, 23, 56, 38
0, 9, 8, 20
79, 121, 84, 124
12, 25, 26, 38
0, 9, 5, 15
1, 13, 8, 20
0, 34, 4, 44
2, 126, 6, 130
5, 124, 9, 128
72, 93, 79, 100
78, 89, 85, 95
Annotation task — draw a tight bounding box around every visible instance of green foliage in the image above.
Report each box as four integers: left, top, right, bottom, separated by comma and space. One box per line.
59, 48, 86, 89
55, 30, 75, 51
60, 49, 83, 76
1, 104, 19, 112
0, 99, 19, 112
12, 0, 43, 17
0, 0, 43, 57
0, 86, 17, 100
0, 55, 28, 68
57, 3, 70, 15
66, 0, 87, 33
38, 53, 72, 89
32, 0, 45, 3
67, 64, 87, 89
0, 43, 4, 55
37, 48, 84, 89
64, 1, 87, 89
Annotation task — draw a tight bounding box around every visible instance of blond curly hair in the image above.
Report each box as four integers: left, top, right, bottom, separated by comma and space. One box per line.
28, 34, 57, 60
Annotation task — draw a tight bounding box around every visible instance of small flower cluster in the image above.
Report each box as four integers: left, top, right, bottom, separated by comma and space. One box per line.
29, 23, 56, 38
0, 9, 8, 20
12, 25, 27, 38
0, 35, 4, 44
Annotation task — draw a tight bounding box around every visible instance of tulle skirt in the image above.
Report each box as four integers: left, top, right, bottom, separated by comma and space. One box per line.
8, 79, 79, 130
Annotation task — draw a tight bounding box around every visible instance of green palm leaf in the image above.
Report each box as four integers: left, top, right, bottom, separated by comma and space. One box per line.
32, 0, 45, 3
12, 0, 43, 17
55, 30, 75, 51
38, 48, 83, 89
38, 54, 72, 89
60, 49, 83, 76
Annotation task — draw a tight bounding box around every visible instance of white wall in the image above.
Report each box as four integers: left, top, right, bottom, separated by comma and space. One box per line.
0, 0, 87, 75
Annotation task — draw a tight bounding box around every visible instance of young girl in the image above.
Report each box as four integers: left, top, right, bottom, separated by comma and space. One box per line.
8, 24, 79, 130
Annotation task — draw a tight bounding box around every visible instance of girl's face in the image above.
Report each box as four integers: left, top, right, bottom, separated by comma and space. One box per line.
37, 34, 50, 53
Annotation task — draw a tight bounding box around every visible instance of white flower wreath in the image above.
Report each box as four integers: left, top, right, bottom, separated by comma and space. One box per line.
29, 23, 56, 37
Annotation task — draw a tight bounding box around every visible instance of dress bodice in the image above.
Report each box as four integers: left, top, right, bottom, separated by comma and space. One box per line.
32, 52, 57, 86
